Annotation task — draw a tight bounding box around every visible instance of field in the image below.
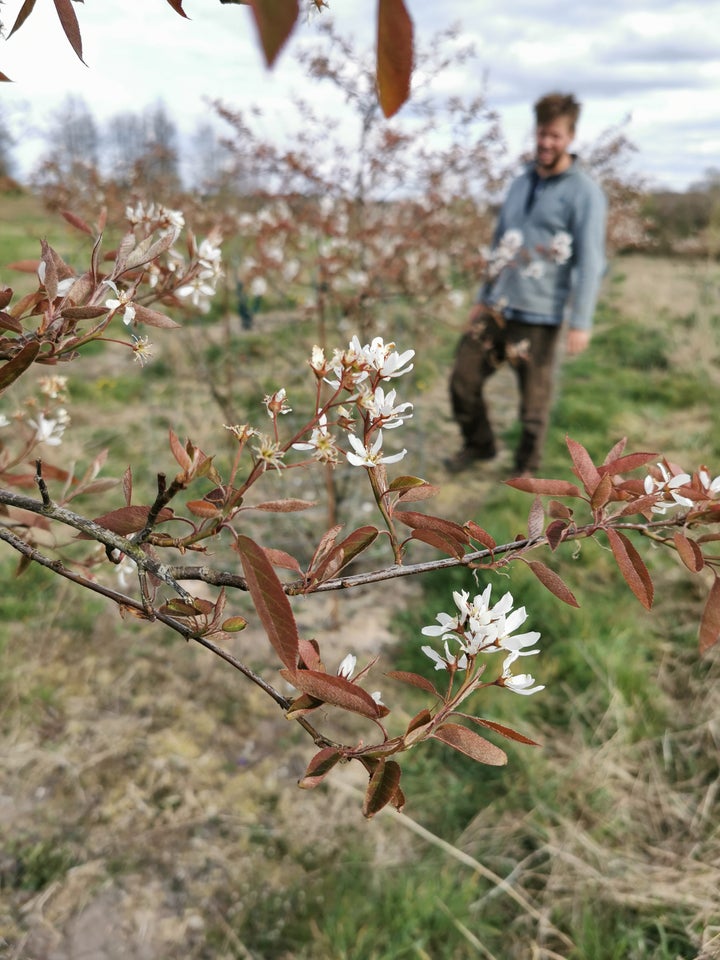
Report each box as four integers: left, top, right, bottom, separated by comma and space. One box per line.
1, 193, 720, 959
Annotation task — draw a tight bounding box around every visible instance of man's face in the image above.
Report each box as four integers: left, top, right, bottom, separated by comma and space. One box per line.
535, 116, 575, 175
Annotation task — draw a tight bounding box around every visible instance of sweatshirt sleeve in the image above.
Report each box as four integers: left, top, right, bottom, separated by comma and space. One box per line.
568, 179, 607, 330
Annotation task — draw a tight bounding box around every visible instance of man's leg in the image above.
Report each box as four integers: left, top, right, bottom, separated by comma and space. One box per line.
447, 313, 505, 468
507, 322, 561, 474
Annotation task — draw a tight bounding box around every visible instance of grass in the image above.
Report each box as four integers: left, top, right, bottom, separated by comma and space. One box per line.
2, 194, 720, 959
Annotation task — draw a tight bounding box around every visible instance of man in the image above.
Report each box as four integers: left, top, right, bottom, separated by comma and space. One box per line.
446, 92, 607, 476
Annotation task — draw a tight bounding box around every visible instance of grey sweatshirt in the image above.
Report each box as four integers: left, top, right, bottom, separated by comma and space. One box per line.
480, 159, 607, 330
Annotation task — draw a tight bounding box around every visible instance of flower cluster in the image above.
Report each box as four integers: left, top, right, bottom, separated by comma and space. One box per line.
482, 228, 523, 279
126, 201, 185, 241
299, 336, 415, 469
549, 230, 573, 264
644, 462, 693, 515
176, 232, 224, 311
421, 585, 545, 695
29, 409, 70, 447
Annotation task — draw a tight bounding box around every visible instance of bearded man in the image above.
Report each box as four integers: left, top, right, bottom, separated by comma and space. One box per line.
446, 92, 607, 476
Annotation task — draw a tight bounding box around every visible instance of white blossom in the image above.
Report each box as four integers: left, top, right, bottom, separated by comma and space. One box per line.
29, 409, 70, 447
500, 651, 545, 696
421, 585, 541, 659
263, 388, 292, 418
292, 414, 339, 463
337, 653, 357, 679
699, 468, 720, 497
346, 430, 406, 468
176, 275, 217, 312
522, 260, 545, 280
104, 280, 136, 325
644, 462, 693, 513
369, 385, 413, 429
549, 230, 573, 264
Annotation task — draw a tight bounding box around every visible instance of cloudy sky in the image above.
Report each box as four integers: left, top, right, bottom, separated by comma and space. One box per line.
1, 0, 718, 191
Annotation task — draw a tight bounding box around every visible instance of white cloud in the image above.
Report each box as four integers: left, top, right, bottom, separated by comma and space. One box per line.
0, 0, 718, 190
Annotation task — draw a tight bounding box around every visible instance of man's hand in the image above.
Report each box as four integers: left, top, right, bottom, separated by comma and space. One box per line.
466, 302, 486, 330
566, 328, 591, 356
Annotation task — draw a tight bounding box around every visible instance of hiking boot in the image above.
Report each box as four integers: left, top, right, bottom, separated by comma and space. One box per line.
444, 446, 495, 474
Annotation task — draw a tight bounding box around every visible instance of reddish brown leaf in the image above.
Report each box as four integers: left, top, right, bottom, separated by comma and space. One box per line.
566, 436, 600, 494
606, 527, 654, 609
235, 535, 300, 672
363, 759, 402, 818
164, 0, 190, 15
186, 499, 222, 519
406, 708, 433, 733
61, 209, 94, 236
262, 546, 303, 574
673, 531, 704, 573
394, 510, 470, 543
52, 0, 85, 64
77, 505, 173, 538
122, 466, 133, 508
0, 71, 11, 83
699, 575, 720, 654
505, 477, 582, 498
8, 0, 37, 38
465, 521, 496, 550
602, 437, 627, 464
386, 670, 440, 697
298, 747, 343, 789
410, 528, 466, 559
285, 693, 323, 717
281, 669, 388, 719
0, 341, 40, 393
249, 0, 299, 66
169, 428, 192, 472
297, 638, 323, 672
312, 525, 378, 581
253, 498, 317, 512
60, 305, 108, 320
459, 715, 541, 746
398, 483, 440, 503
545, 519, 568, 552
5, 259, 40, 274
376, 0, 413, 118
526, 560, 579, 607
617, 493, 660, 518
599, 451, 657, 476
548, 500, 573, 519
39, 240, 58, 302
309, 524, 342, 569
132, 303, 181, 329
432, 723, 508, 767
527, 496, 544, 539
0, 311, 23, 333
590, 472, 613, 511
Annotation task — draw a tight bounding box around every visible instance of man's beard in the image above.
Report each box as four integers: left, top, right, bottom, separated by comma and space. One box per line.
536, 149, 562, 172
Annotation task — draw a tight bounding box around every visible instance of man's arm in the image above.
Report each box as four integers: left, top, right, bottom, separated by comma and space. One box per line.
568, 179, 607, 338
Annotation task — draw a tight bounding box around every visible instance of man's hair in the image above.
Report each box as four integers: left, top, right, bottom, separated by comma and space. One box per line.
534, 93, 581, 132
